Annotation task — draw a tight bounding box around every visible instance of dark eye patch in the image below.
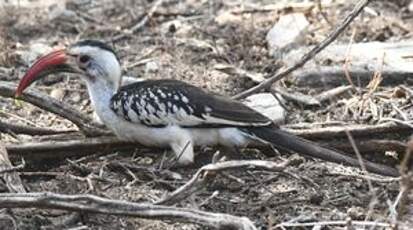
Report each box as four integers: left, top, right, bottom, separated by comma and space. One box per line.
79, 55, 90, 63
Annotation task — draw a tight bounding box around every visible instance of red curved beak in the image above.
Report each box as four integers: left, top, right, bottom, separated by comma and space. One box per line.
15, 49, 70, 97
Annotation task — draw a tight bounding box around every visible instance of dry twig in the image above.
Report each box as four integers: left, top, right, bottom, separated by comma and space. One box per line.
111, 0, 165, 42
0, 192, 257, 230
391, 138, 413, 224
345, 130, 378, 222
314, 85, 353, 102
155, 160, 290, 205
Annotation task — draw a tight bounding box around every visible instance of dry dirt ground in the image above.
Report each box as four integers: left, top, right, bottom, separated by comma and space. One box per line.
0, 0, 412, 229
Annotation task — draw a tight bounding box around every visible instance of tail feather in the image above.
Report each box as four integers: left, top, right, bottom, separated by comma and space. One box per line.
246, 127, 399, 177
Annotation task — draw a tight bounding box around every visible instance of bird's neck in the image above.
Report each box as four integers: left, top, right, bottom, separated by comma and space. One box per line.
85, 80, 118, 124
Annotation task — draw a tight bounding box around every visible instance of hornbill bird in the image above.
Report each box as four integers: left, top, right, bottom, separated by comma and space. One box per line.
15, 40, 399, 177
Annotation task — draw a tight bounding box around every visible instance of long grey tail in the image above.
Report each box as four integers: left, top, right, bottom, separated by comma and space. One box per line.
244, 127, 399, 177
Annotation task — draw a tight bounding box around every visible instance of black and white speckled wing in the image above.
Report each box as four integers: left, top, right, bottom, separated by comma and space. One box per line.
110, 79, 272, 128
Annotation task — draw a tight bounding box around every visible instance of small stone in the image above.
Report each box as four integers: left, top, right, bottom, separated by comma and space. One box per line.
266, 13, 309, 57
135, 157, 153, 165
72, 93, 82, 103
347, 206, 365, 219
145, 61, 159, 73
18, 43, 52, 66
50, 88, 65, 100
243, 93, 286, 124
48, 3, 77, 21
215, 10, 244, 25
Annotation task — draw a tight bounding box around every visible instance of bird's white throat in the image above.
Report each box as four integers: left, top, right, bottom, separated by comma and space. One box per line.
85, 79, 118, 127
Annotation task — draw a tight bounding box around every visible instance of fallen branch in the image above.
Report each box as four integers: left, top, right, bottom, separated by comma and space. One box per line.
0, 119, 76, 136
0, 81, 109, 137
326, 172, 400, 183
5, 135, 404, 162
275, 220, 392, 228
233, 0, 371, 99
5, 136, 138, 160
0, 192, 257, 230
155, 160, 290, 205
314, 85, 353, 102
285, 122, 412, 140
321, 139, 407, 155
292, 66, 412, 88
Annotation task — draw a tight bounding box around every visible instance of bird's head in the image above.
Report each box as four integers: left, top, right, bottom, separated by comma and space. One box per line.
15, 40, 121, 97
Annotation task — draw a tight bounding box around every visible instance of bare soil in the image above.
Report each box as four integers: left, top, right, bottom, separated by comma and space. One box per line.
0, 0, 412, 229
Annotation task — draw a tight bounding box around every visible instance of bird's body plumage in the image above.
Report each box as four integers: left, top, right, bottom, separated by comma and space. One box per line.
111, 79, 271, 128
89, 79, 265, 164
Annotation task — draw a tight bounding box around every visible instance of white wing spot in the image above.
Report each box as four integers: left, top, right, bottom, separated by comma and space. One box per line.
181, 96, 189, 103
140, 99, 147, 107
157, 89, 165, 97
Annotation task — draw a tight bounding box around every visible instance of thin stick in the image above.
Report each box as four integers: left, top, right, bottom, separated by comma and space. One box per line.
326, 172, 400, 183
233, 0, 371, 100
111, 0, 164, 42
155, 160, 290, 205
345, 130, 374, 191
0, 192, 257, 230
343, 27, 358, 91
276, 220, 392, 228
345, 129, 378, 222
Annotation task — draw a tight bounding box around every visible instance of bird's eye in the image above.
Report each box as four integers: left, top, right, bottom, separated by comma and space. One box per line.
78, 55, 90, 64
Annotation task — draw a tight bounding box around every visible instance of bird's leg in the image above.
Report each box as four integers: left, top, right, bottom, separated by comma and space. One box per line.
219, 145, 242, 161
170, 139, 194, 165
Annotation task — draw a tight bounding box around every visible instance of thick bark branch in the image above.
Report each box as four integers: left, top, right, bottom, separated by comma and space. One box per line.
285, 122, 412, 140
0, 192, 257, 230
0, 119, 75, 136
0, 81, 109, 137
6, 136, 138, 160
